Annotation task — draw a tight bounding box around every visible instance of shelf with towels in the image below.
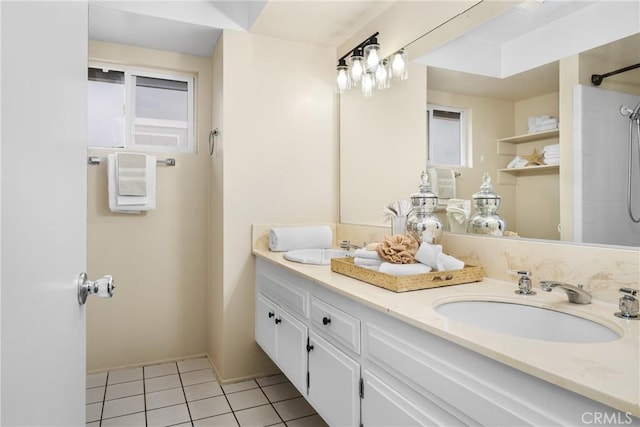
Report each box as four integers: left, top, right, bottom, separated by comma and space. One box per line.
497, 129, 559, 156
88, 156, 176, 166
497, 164, 559, 185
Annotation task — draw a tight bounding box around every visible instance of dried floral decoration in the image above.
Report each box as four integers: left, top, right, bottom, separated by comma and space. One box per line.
376, 233, 419, 264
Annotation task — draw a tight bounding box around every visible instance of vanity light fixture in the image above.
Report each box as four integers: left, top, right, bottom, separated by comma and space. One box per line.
349, 47, 364, 85
363, 36, 381, 72
336, 32, 409, 97
391, 48, 408, 80
336, 58, 351, 93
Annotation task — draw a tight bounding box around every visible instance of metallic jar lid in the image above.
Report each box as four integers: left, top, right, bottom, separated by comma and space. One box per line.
472, 173, 501, 212
410, 171, 438, 212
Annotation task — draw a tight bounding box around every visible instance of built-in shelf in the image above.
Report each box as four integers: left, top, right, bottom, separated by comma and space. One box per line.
497, 129, 559, 156
498, 164, 559, 185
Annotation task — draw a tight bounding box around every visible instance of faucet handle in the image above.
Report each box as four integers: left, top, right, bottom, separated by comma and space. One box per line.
511, 270, 535, 296
615, 288, 639, 320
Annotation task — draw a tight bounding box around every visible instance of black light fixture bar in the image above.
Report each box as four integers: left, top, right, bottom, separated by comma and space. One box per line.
338, 32, 380, 62
591, 63, 640, 86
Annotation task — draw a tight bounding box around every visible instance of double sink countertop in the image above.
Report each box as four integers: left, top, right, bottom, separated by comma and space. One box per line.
253, 246, 639, 417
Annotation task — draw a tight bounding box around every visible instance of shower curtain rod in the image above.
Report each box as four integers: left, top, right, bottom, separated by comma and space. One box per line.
591, 63, 640, 86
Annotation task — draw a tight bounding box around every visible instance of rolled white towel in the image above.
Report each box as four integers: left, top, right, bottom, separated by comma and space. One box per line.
268, 226, 333, 252
353, 249, 382, 260
379, 262, 432, 276
414, 243, 443, 270
437, 253, 465, 271
354, 257, 383, 267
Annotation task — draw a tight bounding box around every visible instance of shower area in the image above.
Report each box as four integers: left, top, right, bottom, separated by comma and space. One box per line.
573, 84, 640, 247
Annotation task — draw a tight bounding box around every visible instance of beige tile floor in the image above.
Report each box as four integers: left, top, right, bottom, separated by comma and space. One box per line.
86, 357, 328, 427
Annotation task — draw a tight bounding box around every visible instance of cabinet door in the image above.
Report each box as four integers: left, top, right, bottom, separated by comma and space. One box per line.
276, 308, 308, 394
308, 331, 360, 427
256, 293, 278, 360
361, 370, 439, 427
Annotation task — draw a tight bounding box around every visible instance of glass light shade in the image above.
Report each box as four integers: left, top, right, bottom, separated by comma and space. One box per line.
336, 64, 350, 93
349, 50, 364, 84
391, 49, 408, 80
361, 72, 375, 97
364, 42, 380, 72
375, 59, 390, 90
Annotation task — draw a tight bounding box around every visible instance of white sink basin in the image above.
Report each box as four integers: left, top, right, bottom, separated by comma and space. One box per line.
435, 300, 620, 343
283, 249, 349, 265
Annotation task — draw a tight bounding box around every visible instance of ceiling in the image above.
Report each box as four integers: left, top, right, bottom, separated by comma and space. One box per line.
420, 1, 640, 101
88, 0, 394, 56
88, 0, 638, 102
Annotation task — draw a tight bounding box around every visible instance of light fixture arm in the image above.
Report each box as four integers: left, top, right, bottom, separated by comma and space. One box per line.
338, 32, 380, 64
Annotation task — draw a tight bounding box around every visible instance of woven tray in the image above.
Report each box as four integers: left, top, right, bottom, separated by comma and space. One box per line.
330, 257, 484, 293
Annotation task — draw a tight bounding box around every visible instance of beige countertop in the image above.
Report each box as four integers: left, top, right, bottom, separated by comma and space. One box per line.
253, 247, 640, 417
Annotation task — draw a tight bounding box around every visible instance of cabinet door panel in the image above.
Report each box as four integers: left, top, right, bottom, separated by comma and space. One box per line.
277, 309, 308, 394
256, 294, 278, 359
362, 370, 464, 427
308, 331, 360, 427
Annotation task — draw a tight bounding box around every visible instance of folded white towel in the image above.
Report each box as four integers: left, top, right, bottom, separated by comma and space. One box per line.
268, 226, 333, 252
428, 168, 456, 208
354, 257, 383, 267
543, 144, 560, 151
353, 249, 382, 260
437, 253, 465, 271
414, 243, 442, 270
117, 152, 147, 196
544, 158, 560, 165
528, 123, 559, 133
108, 154, 156, 214
379, 262, 432, 276
507, 156, 528, 169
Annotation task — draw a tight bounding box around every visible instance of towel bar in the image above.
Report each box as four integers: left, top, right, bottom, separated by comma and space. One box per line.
88, 156, 176, 166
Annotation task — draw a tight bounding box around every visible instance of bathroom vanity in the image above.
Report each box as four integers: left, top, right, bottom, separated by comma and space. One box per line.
253, 241, 639, 426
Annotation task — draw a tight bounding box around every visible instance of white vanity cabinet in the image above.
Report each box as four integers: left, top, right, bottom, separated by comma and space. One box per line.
255, 261, 309, 394
255, 257, 636, 426
307, 331, 360, 427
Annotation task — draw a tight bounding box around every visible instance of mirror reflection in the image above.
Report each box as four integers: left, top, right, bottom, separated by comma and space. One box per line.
339, 0, 640, 248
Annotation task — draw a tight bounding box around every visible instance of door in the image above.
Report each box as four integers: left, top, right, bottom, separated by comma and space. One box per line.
308, 331, 360, 427
1, 1, 88, 425
255, 293, 278, 359
361, 370, 435, 427
276, 309, 308, 395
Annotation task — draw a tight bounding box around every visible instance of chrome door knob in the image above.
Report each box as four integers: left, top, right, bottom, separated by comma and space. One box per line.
78, 273, 115, 305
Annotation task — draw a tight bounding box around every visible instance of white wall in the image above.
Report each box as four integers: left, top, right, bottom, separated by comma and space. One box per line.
210, 30, 338, 382
574, 85, 640, 246
86, 41, 212, 371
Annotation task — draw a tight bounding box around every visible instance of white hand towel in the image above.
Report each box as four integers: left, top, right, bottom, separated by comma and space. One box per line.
428, 168, 456, 205
353, 249, 382, 260
108, 154, 156, 213
268, 226, 333, 252
414, 243, 443, 270
437, 253, 465, 271
354, 257, 383, 267
117, 152, 147, 196
379, 262, 432, 276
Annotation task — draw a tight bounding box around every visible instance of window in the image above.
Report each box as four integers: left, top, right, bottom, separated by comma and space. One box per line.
88, 64, 195, 152
426, 104, 467, 167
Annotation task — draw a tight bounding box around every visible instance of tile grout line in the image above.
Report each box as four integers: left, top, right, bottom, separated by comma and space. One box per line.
98, 372, 109, 427
257, 382, 286, 426
175, 364, 195, 426
142, 366, 148, 427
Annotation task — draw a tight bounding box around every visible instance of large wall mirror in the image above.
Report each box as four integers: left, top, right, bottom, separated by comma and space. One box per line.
339, 0, 640, 248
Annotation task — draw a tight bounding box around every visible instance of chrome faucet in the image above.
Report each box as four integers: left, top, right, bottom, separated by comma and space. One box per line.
339, 240, 362, 251
539, 281, 592, 304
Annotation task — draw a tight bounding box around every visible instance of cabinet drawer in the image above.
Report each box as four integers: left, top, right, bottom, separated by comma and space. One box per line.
257, 262, 308, 318
310, 296, 360, 354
